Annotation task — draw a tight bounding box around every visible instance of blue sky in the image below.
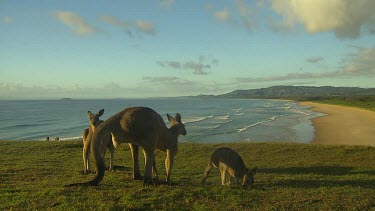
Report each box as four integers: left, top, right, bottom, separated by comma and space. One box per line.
1, 0, 374, 99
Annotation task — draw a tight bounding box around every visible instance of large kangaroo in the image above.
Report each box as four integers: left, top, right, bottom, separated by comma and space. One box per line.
83, 109, 142, 179
201, 147, 257, 188
69, 107, 186, 186
82, 109, 115, 173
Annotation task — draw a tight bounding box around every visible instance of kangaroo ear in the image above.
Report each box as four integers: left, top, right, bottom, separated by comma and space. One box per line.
175, 113, 182, 123
167, 114, 176, 123
88, 111, 93, 117
97, 109, 104, 117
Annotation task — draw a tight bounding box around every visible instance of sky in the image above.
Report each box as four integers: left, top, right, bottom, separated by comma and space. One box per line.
1, 0, 375, 99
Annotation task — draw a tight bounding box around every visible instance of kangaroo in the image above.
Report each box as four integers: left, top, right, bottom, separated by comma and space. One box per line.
82, 109, 142, 179
201, 147, 257, 188
151, 113, 186, 184
68, 107, 186, 186
82, 109, 115, 173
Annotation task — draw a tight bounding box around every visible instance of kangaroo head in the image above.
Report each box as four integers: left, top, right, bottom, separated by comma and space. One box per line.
242, 167, 257, 188
167, 113, 187, 136
87, 109, 104, 130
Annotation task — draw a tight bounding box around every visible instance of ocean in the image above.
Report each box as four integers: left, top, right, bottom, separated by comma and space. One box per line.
0, 98, 322, 143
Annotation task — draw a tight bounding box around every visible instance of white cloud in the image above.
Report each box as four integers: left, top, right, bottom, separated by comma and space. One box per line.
306, 57, 324, 63
214, 8, 231, 22
136, 20, 156, 35
235, 0, 257, 31
157, 56, 218, 75
52, 11, 98, 37
142, 76, 181, 83
2, 16, 14, 24
183, 62, 210, 75
270, 0, 375, 38
100, 15, 130, 30
159, 0, 175, 8
211, 0, 259, 31
100, 15, 156, 37
100, 15, 132, 36
340, 46, 375, 76
208, 1, 375, 38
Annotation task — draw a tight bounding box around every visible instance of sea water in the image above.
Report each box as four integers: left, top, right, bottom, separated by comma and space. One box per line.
0, 98, 322, 143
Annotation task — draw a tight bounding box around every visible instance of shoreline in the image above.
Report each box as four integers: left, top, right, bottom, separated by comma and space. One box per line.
300, 102, 375, 146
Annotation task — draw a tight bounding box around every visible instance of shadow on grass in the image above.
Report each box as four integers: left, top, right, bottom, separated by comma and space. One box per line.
274, 179, 375, 189
260, 166, 375, 176
112, 165, 132, 171
258, 166, 375, 189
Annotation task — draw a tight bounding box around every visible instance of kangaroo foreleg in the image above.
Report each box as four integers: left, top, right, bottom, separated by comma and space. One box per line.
165, 149, 176, 185
83, 143, 90, 174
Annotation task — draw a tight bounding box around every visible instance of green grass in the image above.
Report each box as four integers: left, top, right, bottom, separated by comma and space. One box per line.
1, 141, 374, 210
294, 96, 375, 112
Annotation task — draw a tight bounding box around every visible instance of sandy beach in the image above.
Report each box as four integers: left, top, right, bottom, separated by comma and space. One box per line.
300, 102, 375, 146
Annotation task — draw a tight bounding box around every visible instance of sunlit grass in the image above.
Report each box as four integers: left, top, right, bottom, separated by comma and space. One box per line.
0, 141, 374, 210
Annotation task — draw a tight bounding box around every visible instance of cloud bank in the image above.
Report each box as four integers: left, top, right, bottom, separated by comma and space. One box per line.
237, 46, 375, 82
52, 11, 156, 37
210, 0, 375, 38
100, 15, 156, 36
141, 76, 223, 94
270, 0, 375, 38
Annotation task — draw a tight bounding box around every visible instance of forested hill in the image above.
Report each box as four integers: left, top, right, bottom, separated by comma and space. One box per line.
215, 86, 375, 99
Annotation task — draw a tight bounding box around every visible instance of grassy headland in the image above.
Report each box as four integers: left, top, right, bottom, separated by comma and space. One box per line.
296, 96, 375, 112
1, 140, 374, 210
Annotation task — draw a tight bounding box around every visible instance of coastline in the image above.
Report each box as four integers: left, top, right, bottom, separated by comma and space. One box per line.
300, 102, 375, 146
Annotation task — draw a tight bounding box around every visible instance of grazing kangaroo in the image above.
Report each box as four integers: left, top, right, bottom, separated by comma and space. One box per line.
201, 147, 257, 188
68, 107, 186, 186
82, 109, 115, 173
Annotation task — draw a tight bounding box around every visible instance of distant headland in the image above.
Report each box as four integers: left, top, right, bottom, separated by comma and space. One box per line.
197, 86, 375, 99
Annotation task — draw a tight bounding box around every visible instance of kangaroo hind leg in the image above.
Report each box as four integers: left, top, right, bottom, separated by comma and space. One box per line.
219, 162, 228, 186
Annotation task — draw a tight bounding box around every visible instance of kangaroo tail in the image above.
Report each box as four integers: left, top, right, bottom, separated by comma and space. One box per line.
88, 129, 106, 185
64, 129, 106, 187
